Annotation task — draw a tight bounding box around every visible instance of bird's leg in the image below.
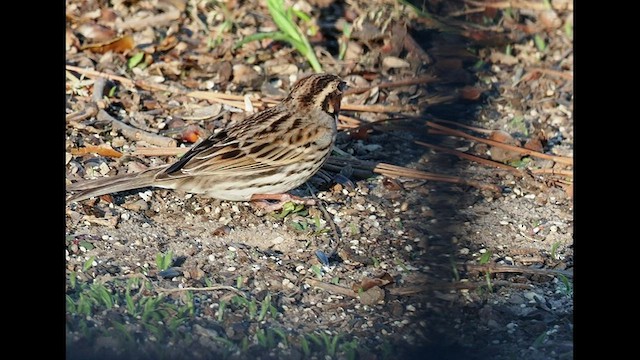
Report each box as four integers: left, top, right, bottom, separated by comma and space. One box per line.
250, 193, 316, 212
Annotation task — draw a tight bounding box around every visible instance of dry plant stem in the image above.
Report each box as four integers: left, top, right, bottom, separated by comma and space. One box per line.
426, 121, 574, 166
463, 0, 551, 11
66, 104, 98, 122
117, 7, 181, 30
388, 280, 534, 295
327, 156, 501, 192
306, 184, 341, 249
431, 117, 494, 135
66, 77, 107, 123
462, 263, 574, 278
373, 162, 501, 192
97, 110, 177, 148
338, 114, 362, 128
156, 285, 247, 297
526, 67, 573, 81
339, 103, 415, 113
415, 140, 523, 174
531, 168, 573, 177
304, 278, 358, 298
344, 75, 437, 96
92, 77, 107, 102
132, 147, 188, 156
67, 66, 415, 127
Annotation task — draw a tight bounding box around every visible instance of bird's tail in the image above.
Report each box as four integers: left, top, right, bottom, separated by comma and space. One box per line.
66, 166, 167, 202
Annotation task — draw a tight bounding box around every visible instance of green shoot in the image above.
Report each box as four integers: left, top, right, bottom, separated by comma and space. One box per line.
128, 52, 145, 69
156, 251, 173, 271
234, 0, 323, 72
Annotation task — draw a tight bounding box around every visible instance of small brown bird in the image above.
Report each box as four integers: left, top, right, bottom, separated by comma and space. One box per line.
67, 73, 346, 209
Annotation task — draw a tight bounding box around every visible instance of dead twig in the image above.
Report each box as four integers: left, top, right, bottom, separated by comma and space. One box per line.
430, 117, 494, 135
156, 285, 247, 297
415, 140, 523, 174
344, 75, 436, 96
426, 121, 573, 166
66, 104, 98, 123
526, 67, 573, 81
463, 0, 551, 11
116, 7, 181, 31
304, 278, 357, 298
97, 110, 177, 148
132, 146, 187, 156
462, 263, 573, 278
531, 168, 573, 177
325, 155, 501, 193
388, 280, 535, 295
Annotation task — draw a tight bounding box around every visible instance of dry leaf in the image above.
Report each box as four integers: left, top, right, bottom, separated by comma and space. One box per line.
81, 35, 135, 54
382, 56, 411, 69
524, 137, 544, 152
460, 86, 483, 101
70, 145, 123, 158
76, 23, 116, 42
488, 130, 522, 163
358, 286, 385, 305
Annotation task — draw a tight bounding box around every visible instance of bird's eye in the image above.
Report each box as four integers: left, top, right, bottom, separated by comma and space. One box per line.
338, 81, 347, 92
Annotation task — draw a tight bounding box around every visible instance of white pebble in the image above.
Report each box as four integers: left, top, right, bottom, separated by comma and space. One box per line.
227, 267, 236, 272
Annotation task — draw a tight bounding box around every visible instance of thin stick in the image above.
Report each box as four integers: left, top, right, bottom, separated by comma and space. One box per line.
97, 110, 178, 148
326, 156, 502, 193
304, 278, 357, 298
531, 168, 573, 177
430, 117, 494, 134
344, 75, 437, 96
132, 147, 188, 156
426, 121, 573, 166
156, 285, 247, 297
341, 103, 415, 113
117, 8, 181, 31
526, 67, 573, 81
462, 263, 573, 278
415, 140, 523, 174
463, 0, 551, 11
388, 280, 534, 295
67, 66, 407, 116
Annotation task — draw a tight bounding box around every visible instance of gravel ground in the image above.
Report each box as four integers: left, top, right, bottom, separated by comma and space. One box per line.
66, 1, 573, 359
